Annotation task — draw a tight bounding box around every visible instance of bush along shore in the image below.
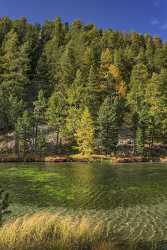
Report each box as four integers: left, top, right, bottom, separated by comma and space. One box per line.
0, 153, 167, 163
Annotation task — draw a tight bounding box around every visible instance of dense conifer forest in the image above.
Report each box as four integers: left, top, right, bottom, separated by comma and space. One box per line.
0, 16, 167, 157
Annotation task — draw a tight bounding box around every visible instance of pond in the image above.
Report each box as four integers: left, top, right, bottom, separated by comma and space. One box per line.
1, 162, 167, 246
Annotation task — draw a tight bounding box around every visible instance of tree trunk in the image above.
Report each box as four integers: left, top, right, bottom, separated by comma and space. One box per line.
14, 133, 20, 160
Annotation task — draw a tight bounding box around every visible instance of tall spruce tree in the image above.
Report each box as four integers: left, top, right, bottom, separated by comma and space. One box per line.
46, 90, 67, 145
0, 32, 31, 129
127, 63, 149, 154
60, 43, 76, 86
96, 96, 119, 155
33, 89, 47, 152
15, 111, 35, 155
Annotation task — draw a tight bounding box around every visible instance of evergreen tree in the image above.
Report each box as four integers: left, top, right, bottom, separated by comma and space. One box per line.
46, 90, 66, 145
16, 111, 34, 155
34, 51, 53, 97
65, 107, 82, 143
53, 17, 64, 46
1, 32, 30, 101
60, 43, 76, 85
67, 69, 85, 108
65, 70, 85, 141
96, 96, 119, 155
8, 95, 24, 128
86, 65, 100, 118
35, 131, 47, 156
127, 63, 149, 154
33, 89, 47, 152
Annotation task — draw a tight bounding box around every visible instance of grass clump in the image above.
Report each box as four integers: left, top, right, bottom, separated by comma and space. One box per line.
0, 211, 109, 250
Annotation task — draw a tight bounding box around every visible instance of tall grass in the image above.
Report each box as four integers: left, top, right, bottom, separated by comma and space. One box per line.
0, 211, 163, 250
0, 211, 110, 250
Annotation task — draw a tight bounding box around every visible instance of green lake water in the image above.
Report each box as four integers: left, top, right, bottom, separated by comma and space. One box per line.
1, 162, 167, 246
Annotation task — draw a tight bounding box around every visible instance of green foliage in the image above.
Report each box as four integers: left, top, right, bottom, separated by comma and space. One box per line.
65, 107, 82, 142
136, 126, 145, 155
33, 90, 47, 152
61, 44, 76, 85
33, 90, 47, 124
96, 96, 119, 155
15, 111, 34, 155
35, 131, 47, 156
46, 90, 66, 145
8, 95, 24, 128
0, 17, 167, 156
128, 63, 149, 114
67, 69, 85, 108
0, 186, 10, 224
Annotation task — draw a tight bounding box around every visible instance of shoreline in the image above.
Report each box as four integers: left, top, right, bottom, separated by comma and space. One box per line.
0, 154, 167, 163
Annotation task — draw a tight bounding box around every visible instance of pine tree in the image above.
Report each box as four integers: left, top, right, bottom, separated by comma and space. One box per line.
35, 131, 47, 156
86, 65, 100, 118
8, 95, 24, 128
0, 32, 31, 129
65, 70, 85, 141
53, 17, 64, 46
0, 86, 8, 130
34, 90, 47, 124
46, 90, 67, 145
60, 43, 76, 85
1, 32, 30, 101
16, 111, 34, 155
34, 52, 52, 97
136, 126, 145, 155
65, 107, 82, 143
127, 63, 149, 154
67, 70, 85, 107
33, 90, 47, 152
96, 96, 119, 155
17, 41, 31, 102
1, 31, 20, 96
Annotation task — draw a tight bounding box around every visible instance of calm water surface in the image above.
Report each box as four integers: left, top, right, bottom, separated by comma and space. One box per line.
1, 162, 167, 245
0, 161, 166, 209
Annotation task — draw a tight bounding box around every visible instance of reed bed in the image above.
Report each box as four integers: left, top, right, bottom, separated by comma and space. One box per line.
0, 211, 111, 250
0, 210, 164, 250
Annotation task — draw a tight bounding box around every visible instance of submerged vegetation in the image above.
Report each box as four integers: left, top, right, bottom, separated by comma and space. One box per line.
0, 161, 167, 249
0, 17, 167, 158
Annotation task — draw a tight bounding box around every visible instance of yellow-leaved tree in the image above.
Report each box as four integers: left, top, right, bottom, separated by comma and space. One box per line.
100, 48, 127, 97
76, 108, 94, 156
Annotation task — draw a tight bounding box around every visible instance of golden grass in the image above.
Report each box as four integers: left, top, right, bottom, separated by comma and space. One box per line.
0, 211, 109, 250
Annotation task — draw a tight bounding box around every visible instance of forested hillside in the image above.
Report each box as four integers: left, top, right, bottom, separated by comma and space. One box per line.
0, 16, 167, 157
